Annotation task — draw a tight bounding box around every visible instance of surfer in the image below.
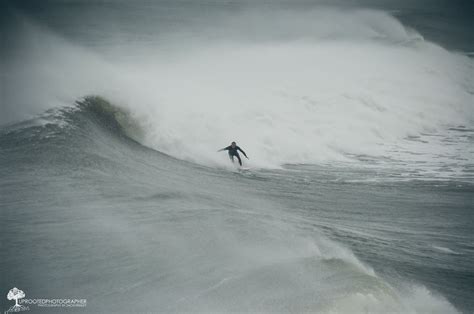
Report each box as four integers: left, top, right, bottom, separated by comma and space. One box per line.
218, 141, 249, 166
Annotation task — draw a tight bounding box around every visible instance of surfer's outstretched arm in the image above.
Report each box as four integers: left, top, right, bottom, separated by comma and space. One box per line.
237, 146, 249, 158
217, 146, 230, 152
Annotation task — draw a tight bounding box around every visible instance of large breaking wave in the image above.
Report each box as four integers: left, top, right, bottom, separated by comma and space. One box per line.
3, 7, 473, 169
1, 5, 471, 313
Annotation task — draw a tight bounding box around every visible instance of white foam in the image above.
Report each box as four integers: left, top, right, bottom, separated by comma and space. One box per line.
108, 11, 473, 169
432, 245, 461, 255
324, 284, 460, 314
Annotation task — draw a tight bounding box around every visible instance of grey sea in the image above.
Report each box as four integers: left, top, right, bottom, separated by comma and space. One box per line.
1, 1, 473, 313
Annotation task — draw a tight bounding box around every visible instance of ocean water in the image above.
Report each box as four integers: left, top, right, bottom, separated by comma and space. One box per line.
1, 1, 473, 313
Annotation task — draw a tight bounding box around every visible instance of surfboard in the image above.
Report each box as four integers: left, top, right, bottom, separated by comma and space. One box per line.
238, 167, 251, 172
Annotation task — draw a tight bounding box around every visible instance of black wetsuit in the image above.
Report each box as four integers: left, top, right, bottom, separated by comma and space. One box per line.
222, 145, 247, 166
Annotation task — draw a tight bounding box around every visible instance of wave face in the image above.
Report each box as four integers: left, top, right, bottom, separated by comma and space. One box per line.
3, 7, 474, 171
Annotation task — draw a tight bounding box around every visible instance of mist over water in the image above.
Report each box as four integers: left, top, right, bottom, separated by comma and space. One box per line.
1, 1, 473, 313
3, 5, 473, 171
